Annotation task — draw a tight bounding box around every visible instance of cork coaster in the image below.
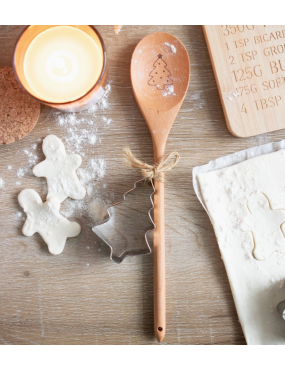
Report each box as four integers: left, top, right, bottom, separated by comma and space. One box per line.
0, 66, 40, 144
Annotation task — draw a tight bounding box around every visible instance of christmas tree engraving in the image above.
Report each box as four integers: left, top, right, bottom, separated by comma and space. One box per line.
148, 54, 173, 90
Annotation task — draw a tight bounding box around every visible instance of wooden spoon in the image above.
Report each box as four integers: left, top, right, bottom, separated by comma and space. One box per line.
131, 32, 190, 342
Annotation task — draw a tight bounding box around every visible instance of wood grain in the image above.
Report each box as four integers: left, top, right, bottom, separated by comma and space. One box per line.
3, 25, 283, 345
204, 25, 285, 137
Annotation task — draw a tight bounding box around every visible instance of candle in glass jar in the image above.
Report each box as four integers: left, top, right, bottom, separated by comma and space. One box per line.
23, 26, 104, 103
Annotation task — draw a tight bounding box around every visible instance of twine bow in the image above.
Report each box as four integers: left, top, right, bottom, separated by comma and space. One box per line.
123, 147, 180, 182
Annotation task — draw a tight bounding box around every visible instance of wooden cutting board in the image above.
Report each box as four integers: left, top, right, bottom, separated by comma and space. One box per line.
203, 25, 285, 137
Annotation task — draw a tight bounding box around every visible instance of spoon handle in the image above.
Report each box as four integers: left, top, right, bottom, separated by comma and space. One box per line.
153, 177, 166, 343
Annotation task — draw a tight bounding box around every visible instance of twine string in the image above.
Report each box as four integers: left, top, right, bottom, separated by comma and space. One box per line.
123, 147, 180, 182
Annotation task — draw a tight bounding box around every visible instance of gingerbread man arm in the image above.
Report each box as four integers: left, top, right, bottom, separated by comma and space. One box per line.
22, 218, 37, 236
67, 154, 82, 169
67, 221, 81, 237
40, 219, 81, 255
276, 210, 285, 224
40, 234, 67, 255
33, 160, 52, 178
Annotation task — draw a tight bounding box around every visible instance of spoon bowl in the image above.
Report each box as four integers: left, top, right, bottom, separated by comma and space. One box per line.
131, 32, 190, 160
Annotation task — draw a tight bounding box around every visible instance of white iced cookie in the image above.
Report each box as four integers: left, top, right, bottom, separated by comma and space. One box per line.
18, 189, 81, 255
33, 134, 86, 203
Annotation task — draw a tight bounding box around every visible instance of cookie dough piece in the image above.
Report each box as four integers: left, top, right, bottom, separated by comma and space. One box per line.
0, 66, 40, 144
18, 189, 81, 255
197, 149, 285, 345
33, 135, 86, 203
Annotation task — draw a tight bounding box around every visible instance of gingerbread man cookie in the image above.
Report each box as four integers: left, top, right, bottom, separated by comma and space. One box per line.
18, 189, 81, 255
33, 135, 86, 203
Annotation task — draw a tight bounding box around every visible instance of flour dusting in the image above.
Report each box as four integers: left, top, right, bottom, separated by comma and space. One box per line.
15, 211, 25, 221
162, 85, 176, 97
78, 158, 106, 183
14, 143, 40, 180
77, 158, 106, 196
47, 84, 112, 157
17, 168, 27, 178
164, 42, 177, 54
0, 178, 5, 189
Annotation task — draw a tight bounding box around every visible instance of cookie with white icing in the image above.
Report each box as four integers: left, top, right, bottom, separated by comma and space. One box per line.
18, 189, 81, 255
33, 135, 86, 203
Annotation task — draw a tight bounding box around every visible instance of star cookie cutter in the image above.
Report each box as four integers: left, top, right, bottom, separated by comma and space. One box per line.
92, 179, 155, 263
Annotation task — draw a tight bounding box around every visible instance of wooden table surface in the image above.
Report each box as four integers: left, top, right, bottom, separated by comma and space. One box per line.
1, 25, 284, 345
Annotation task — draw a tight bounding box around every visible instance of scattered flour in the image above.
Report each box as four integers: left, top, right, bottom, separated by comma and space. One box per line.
15, 211, 25, 221
23, 144, 38, 165
223, 90, 240, 101
164, 42, 177, 54
0, 178, 5, 189
192, 91, 202, 100
102, 116, 112, 125
88, 84, 111, 112
48, 84, 112, 157
13, 143, 40, 180
17, 168, 27, 178
162, 85, 176, 97
77, 158, 106, 196
60, 198, 86, 218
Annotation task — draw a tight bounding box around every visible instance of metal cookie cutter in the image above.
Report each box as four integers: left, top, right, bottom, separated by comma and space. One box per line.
92, 179, 155, 263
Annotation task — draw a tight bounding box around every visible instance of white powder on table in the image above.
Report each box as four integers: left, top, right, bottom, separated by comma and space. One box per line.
0, 178, 5, 189
17, 168, 27, 178
15, 211, 25, 221
48, 84, 112, 157
14, 143, 40, 180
